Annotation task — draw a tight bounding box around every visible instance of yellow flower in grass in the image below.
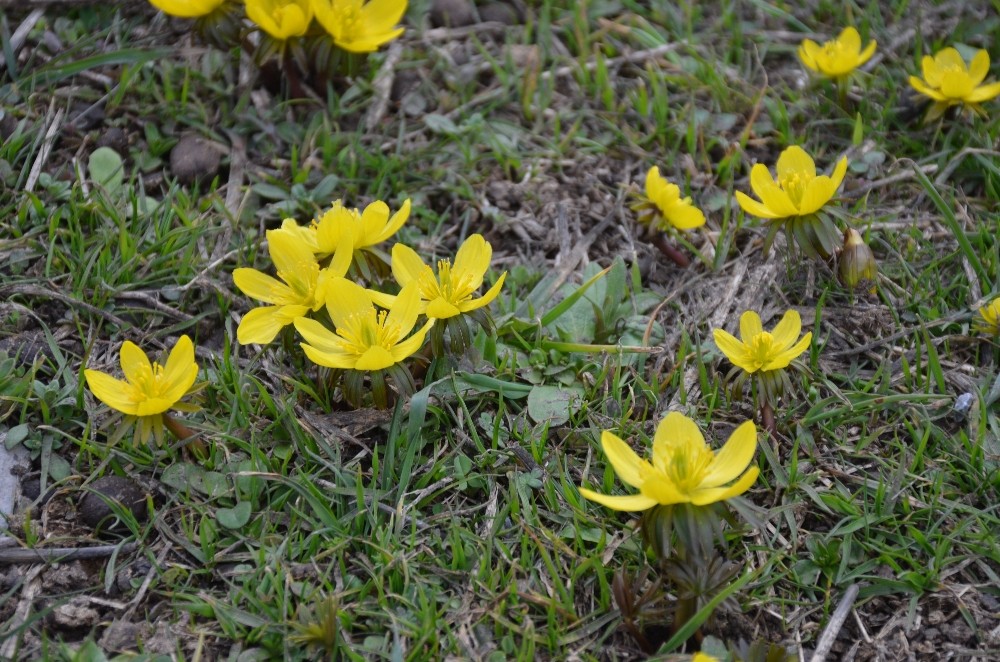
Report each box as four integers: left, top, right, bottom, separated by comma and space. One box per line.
246, 0, 313, 39
798, 27, 876, 79
909, 48, 1000, 121
312, 0, 407, 53
736, 146, 847, 220
283, 198, 411, 260
977, 297, 1000, 335
375, 235, 506, 319
148, 0, 225, 17
233, 227, 352, 345
632, 166, 705, 232
713, 310, 812, 375
579, 412, 759, 511
85, 336, 199, 445
295, 280, 432, 371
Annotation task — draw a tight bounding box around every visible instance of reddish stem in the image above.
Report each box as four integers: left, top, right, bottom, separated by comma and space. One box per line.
163, 413, 208, 459
761, 400, 777, 439
650, 233, 691, 267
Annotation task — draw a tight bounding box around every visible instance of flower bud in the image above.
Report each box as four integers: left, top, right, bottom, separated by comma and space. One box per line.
838, 228, 877, 294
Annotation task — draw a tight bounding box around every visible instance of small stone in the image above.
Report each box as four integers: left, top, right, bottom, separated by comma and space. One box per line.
100, 621, 147, 652
170, 134, 222, 186
430, 0, 476, 27
0, 112, 17, 141
96, 127, 128, 154
52, 598, 100, 629
479, 2, 520, 25
79, 476, 147, 530
68, 101, 105, 132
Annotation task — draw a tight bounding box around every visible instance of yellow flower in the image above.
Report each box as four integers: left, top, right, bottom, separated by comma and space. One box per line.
246, 0, 313, 39
147, 0, 225, 17
692, 654, 720, 662
282, 198, 411, 259
312, 0, 407, 53
374, 235, 507, 319
233, 227, 352, 344
977, 297, 1000, 335
294, 280, 433, 371
909, 48, 1000, 121
634, 166, 705, 231
713, 310, 812, 375
735, 146, 847, 220
85, 336, 198, 416
798, 27, 876, 78
579, 412, 759, 511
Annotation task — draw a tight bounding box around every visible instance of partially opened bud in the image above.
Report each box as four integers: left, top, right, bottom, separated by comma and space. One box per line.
838, 228, 877, 294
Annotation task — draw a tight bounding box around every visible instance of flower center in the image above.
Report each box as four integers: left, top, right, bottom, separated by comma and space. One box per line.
134, 363, 169, 401
748, 331, 777, 370
662, 438, 714, 493
330, 1, 362, 35
430, 258, 475, 305
339, 309, 400, 354
821, 41, 847, 63
778, 172, 809, 209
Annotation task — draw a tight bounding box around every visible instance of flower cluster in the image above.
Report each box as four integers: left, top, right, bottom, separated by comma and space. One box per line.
232, 197, 506, 408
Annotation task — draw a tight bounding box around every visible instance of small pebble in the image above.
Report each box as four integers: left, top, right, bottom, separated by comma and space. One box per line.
170, 134, 222, 186
430, 0, 476, 27
79, 476, 147, 530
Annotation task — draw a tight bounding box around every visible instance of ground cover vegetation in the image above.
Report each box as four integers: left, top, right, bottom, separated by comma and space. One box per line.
0, 0, 999, 659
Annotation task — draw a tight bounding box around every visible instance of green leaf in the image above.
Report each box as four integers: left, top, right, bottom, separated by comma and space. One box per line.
4, 423, 29, 449
216, 501, 252, 529
47, 454, 71, 481
527, 385, 582, 425
88, 147, 124, 197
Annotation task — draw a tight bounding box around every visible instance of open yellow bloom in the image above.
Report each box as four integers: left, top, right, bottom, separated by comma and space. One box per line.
909, 48, 1000, 121
635, 166, 705, 231
295, 280, 433, 371
713, 310, 812, 375
798, 27, 876, 78
233, 227, 352, 345
736, 146, 847, 220
246, 0, 313, 39
85, 336, 198, 417
282, 198, 411, 259
148, 0, 225, 17
374, 235, 507, 319
312, 0, 407, 53
977, 297, 1000, 335
579, 412, 759, 511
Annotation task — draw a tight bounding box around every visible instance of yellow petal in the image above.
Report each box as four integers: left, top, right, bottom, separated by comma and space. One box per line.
324, 279, 374, 330
390, 319, 434, 363
739, 310, 763, 343
233, 268, 294, 305
769, 309, 802, 348
392, 242, 432, 287
120, 341, 152, 387
161, 336, 198, 403
909, 75, 947, 101
690, 466, 759, 505
665, 202, 705, 229
751, 166, 799, 217
700, 420, 757, 488
578, 487, 658, 512
293, 316, 346, 354
857, 40, 877, 67
921, 54, 942, 87
645, 165, 665, 198
765, 331, 812, 370
301, 342, 357, 370
238, 305, 306, 345
776, 146, 816, 180
968, 49, 991, 87
266, 228, 317, 282
452, 234, 490, 285
360, 0, 408, 33
85, 370, 140, 415
735, 191, 783, 220
798, 40, 820, 71
355, 346, 396, 371
599, 431, 652, 489
384, 282, 422, 340
426, 298, 462, 319
640, 476, 688, 505
966, 81, 1000, 103
458, 272, 507, 313
652, 412, 704, 473
368, 289, 399, 309
838, 27, 861, 53
148, 0, 224, 18
713, 329, 749, 368
358, 200, 390, 247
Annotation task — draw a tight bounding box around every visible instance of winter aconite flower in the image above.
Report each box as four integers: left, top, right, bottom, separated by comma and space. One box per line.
798, 27, 876, 79
233, 227, 352, 345
838, 227, 878, 295
713, 309, 812, 408
579, 412, 759, 511
85, 336, 199, 445
632, 166, 706, 232
909, 48, 1000, 121
977, 297, 1000, 335
714, 310, 811, 375
246, 0, 313, 39
312, 0, 407, 53
736, 145, 848, 258
283, 199, 411, 274
148, 0, 225, 17
295, 280, 433, 407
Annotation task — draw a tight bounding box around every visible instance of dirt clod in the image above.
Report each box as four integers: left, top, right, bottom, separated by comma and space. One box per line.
51, 598, 100, 629
479, 2, 520, 25
79, 476, 147, 530
170, 134, 222, 186
96, 127, 128, 154
430, 0, 476, 27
